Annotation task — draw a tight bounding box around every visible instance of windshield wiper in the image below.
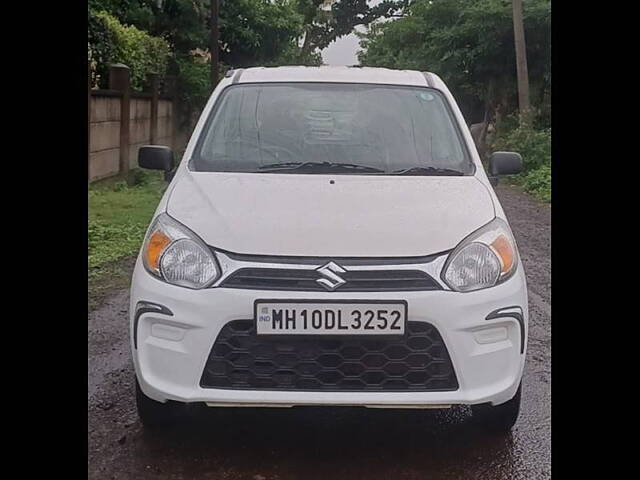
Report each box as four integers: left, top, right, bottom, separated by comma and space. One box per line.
257, 161, 385, 173
391, 166, 465, 176
257, 161, 320, 171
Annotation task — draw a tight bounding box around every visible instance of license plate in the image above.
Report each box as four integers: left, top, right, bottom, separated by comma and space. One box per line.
254, 300, 407, 335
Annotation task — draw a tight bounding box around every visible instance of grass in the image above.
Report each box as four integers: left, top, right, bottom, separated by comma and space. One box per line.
89, 169, 166, 310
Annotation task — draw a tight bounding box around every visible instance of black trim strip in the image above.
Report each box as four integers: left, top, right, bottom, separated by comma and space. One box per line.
217, 249, 449, 266
485, 306, 525, 354
133, 301, 174, 349
231, 69, 244, 84
222, 267, 442, 292
422, 72, 433, 87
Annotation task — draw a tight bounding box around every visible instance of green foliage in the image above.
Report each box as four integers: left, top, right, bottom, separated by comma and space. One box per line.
89, 10, 171, 90
358, 0, 550, 123
93, 1, 406, 74
113, 180, 128, 191
89, 0, 145, 20
132, 168, 150, 186
89, 1, 408, 113
97, 0, 308, 68
91, 1, 315, 112
492, 125, 551, 171
96, 10, 171, 90
135, 0, 211, 56
174, 52, 220, 122
520, 163, 550, 203
270, 43, 323, 66
491, 125, 551, 203
219, 0, 305, 67
88, 10, 117, 88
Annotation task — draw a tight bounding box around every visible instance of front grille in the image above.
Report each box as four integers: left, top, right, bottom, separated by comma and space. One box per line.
200, 320, 458, 392
219, 268, 441, 292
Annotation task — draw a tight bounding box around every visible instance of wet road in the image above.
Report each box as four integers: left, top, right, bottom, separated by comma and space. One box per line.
88, 184, 551, 479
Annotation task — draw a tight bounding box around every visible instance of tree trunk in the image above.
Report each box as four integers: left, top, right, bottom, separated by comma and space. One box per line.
210, 0, 219, 88
512, 0, 531, 127
300, 26, 314, 59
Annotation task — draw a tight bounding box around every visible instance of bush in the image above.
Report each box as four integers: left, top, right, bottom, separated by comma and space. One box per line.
88, 10, 117, 88
520, 163, 551, 203
492, 125, 551, 171
89, 10, 171, 91
491, 125, 551, 203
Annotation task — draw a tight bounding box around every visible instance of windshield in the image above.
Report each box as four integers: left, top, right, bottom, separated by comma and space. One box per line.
191, 83, 473, 175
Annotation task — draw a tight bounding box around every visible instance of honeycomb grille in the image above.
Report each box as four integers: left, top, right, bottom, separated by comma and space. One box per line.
200, 320, 459, 391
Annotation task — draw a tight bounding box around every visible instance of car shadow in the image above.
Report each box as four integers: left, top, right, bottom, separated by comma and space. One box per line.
133, 406, 518, 479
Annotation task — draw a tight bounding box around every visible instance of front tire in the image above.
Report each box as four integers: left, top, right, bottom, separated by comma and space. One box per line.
135, 378, 184, 429
471, 382, 522, 433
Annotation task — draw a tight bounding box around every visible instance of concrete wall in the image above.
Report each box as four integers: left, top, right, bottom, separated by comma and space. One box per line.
157, 100, 173, 150
89, 93, 180, 182
89, 95, 122, 181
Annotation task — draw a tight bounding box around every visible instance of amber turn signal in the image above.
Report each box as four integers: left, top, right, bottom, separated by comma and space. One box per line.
491, 234, 515, 275
146, 230, 172, 271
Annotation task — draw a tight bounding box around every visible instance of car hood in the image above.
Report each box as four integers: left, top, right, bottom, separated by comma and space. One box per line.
166, 172, 495, 257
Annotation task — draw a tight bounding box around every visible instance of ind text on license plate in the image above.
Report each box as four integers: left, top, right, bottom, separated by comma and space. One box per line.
255, 300, 407, 335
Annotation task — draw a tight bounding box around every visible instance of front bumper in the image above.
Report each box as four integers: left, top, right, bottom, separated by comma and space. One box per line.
130, 256, 528, 407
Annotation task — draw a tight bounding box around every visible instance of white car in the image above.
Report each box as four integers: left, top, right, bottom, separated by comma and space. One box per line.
131, 66, 528, 432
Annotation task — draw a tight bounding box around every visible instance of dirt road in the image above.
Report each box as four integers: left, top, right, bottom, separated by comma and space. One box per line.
88, 184, 551, 479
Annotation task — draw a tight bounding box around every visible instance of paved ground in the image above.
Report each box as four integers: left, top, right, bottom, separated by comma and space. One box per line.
88, 183, 551, 480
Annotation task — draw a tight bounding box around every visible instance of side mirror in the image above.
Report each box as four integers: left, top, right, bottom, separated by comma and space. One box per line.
489, 151, 523, 176
138, 145, 174, 172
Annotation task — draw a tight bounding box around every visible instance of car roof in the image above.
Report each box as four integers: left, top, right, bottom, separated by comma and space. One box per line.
234, 66, 431, 87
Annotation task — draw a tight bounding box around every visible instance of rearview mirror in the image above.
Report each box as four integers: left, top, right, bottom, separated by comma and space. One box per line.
489, 151, 523, 176
138, 145, 174, 172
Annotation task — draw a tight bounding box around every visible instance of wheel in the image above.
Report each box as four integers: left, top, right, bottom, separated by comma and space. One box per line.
471, 382, 522, 433
135, 378, 184, 429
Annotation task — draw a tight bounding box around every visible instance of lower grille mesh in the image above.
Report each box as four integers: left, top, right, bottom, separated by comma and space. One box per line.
200, 320, 458, 391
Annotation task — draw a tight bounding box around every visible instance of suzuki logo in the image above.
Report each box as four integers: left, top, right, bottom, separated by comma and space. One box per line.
316, 262, 347, 291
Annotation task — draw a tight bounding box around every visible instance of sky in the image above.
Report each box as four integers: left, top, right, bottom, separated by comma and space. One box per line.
321, 0, 383, 66
321, 28, 364, 66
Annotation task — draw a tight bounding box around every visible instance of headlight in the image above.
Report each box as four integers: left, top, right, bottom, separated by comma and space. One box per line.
442, 217, 518, 292
141, 213, 219, 289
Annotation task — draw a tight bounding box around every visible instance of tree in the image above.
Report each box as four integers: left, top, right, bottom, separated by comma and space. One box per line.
88, 9, 171, 90
210, 0, 219, 85
512, 0, 531, 126
218, 0, 304, 67
358, 0, 550, 129
91, 0, 307, 69
90, 0, 309, 116
295, 0, 408, 61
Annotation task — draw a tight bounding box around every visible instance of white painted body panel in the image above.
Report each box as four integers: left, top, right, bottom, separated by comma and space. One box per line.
167, 173, 494, 256
239, 66, 429, 86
